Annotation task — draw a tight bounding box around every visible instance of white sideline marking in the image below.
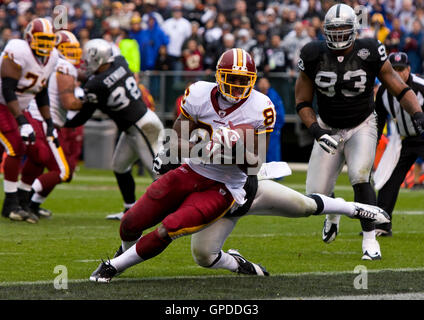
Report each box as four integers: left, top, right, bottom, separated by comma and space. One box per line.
2, 267, 424, 287
280, 292, 424, 300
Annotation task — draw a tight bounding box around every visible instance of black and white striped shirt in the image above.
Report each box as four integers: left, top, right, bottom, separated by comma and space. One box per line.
376, 74, 424, 138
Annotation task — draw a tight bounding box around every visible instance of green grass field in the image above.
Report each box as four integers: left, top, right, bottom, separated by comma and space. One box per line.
0, 164, 423, 301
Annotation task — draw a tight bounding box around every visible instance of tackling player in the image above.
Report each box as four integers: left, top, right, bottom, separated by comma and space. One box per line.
0, 18, 59, 223
17, 30, 84, 220
295, 4, 424, 260
65, 39, 164, 219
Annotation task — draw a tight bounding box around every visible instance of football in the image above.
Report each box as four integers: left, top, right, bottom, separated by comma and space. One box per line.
229, 121, 255, 145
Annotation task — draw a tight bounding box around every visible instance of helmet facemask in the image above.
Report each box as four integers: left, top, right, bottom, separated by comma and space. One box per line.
216, 69, 257, 103
324, 23, 356, 50
30, 32, 56, 56
58, 42, 82, 65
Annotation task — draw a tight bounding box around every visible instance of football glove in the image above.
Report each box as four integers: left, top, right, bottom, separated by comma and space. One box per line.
308, 122, 338, 154
16, 114, 35, 145
45, 118, 60, 148
412, 112, 424, 136
152, 148, 180, 175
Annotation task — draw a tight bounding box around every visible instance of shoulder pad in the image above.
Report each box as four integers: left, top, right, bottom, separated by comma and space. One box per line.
299, 41, 325, 62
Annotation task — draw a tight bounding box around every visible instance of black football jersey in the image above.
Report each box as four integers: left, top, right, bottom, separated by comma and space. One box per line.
298, 38, 387, 128
83, 55, 148, 131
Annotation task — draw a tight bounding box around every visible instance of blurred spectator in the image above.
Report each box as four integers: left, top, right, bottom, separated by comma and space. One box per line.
282, 21, 311, 70
103, 32, 121, 56
162, 1, 192, 71
250, 30, 268, 72
399, 0, 415, 33
401, 19, 424, 74
264, 34, 290, 73
138, 14, 169, 71
70, 4, 87, 36
256, 77, 285, 163
371, 13, 391, 44
235, 28, 256, 52
182, 21, 204, 51
155, 45, 173, 71
183, 39, 203, 71
118, 29, 141, 74
303, 0, 324, 20
385, 18, 405, 53
157, 0, 172, 21
214, 32, 235, 68
202, 18, 222, 69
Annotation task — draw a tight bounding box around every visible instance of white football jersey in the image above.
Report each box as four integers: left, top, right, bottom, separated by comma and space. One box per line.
28, 57, 78, 127
0, 39, 59, 110
180, 81, 276, 204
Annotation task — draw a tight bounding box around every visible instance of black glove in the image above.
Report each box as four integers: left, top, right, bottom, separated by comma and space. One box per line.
152, 148, 180, 175
412, 112, 424, 136
45, 118, 59, 148
308, 122, 338, 154
16, 114, 35, 145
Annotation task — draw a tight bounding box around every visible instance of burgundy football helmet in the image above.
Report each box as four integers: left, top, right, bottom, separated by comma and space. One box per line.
216, 48, 257, 103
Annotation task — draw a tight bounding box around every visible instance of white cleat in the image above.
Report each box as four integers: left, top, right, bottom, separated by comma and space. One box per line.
352, 203, 390, 224
322, 215, 340, 244
105, 212, 124, 220
362, 239, 382, 260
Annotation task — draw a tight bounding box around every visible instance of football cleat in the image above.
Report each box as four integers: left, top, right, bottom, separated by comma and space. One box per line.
25, 210, 39, 224
352, 203, 390, 224
105, 208, 129, 220
8, 207, 30, 222
114, 245, 124, 258
362, 239, 382, 260
89, 260, 118, 283
37, 207, 52, 218
374, 222, 393, 237
227, 249, 269, 276
322, 215, 340, 243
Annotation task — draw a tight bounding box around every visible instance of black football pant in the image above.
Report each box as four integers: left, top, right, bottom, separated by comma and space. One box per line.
377, 136, 424, 223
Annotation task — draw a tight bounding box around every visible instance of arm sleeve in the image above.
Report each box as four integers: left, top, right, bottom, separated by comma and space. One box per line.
35, 86, 50, 108
64, 103, 97, 128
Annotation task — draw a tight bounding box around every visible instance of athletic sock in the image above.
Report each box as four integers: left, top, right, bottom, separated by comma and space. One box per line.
110, 244, 143, 272
209, 250, 239, 272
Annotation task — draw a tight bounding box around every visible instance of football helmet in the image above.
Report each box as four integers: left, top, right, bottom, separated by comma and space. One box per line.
82, 39, 114, 75
24, 18, 56, 57
216, 48, 257, 103
55, 30, 82, 65
323, 3, 358, 50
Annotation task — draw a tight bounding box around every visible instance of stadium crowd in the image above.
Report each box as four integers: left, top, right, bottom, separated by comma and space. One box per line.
1, 0, 424, 76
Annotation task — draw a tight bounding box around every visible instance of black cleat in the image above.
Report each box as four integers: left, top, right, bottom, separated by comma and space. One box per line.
227, 249, 269, 276
89, 260, 118, 283
114, 245, 124, 258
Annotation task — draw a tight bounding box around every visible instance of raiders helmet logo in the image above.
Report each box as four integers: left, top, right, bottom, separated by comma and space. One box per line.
297, 58, 305, 71
357, 48, 370, 60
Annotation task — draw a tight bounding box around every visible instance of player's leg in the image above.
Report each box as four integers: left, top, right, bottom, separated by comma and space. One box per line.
190, 215, 269, 275
344, 115, 381, 260
23, 119, 71, 218
0, 105, 30, 221
132, 108, 164, 178
376, 142, 419, 235
248, 180, 389, 224
90, 171, 235, 282
109, 131, 139, 219
306, 135, 345, 243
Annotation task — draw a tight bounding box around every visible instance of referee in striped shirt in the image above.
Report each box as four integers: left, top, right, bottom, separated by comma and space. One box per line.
375, 52, 424, 236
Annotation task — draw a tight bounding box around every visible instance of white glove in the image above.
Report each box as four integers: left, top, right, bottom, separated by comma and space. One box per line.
20, 123, 36, 145
317, 134, 338, 155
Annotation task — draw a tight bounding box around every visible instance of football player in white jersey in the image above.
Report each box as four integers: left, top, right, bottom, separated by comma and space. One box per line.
16, 30, 83, 220
0, 18, 58, 223
89, 48, 276, 282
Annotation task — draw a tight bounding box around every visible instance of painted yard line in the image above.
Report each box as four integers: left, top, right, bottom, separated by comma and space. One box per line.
279, 292, 424, 300
72, 176, 152, 183
2, 267, 424, 287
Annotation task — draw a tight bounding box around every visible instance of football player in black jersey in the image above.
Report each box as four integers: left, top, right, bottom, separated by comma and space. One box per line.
65, 39, 164, 219
295, 3, 424, 260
